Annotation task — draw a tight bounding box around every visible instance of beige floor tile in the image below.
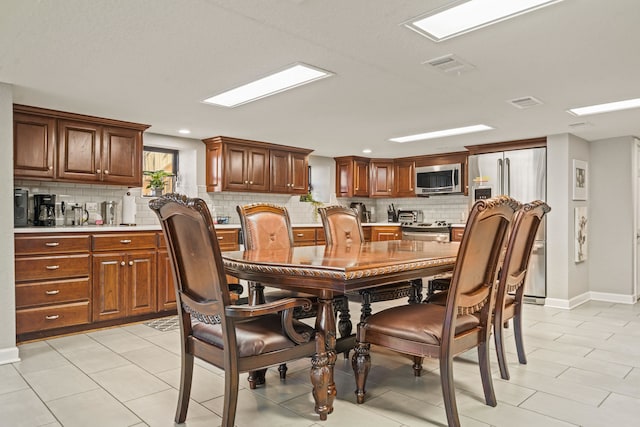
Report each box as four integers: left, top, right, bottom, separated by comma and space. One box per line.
120, 344, 180, 374
46, 333, 102, 355
90, 364, 171, 402
62, 344, 131, 374
120, 321, 169, 338
586, 348, 640, 368
23, 364, 99, 402
0, 363, 29, 395
125, 388, 217, 426
156, 364, 227, 403
145, 330, 182, 355
46, 388, 141, 427
557, 367, 640, 399
527, 348, 633, 378
89, 330, 155, 354
0, 388, 57, 426
14, 341, 70, 375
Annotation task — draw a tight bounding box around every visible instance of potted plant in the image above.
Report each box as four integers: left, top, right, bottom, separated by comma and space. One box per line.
144, 170, 174, 196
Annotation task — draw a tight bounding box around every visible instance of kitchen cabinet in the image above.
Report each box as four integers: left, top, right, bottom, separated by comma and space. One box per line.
370, 225, 401, 241
335, 156, 369, 197
415, 151, 469, 196
369, 160, 394, 197
13, 104, 149, 186
393, 159, 416, 197
451, 226, 465, 242
14, 234, 91, 336
92, 233, 157, 322
270, 149, 309, 194
203, 136, 312, 194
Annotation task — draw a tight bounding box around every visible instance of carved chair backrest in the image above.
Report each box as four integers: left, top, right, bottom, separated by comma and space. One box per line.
236, 203, 294, 250
318, 205, 365, 246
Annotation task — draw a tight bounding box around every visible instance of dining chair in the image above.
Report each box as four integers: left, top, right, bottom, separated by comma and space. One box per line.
352, 195, 521, 427
236, 202, 350, 383
318, 205, 423, 324
149, 194, 317, 427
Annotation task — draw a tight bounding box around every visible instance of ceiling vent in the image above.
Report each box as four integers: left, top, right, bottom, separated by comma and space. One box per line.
569, 121, 592, 129
508, 96, 543, 109
423, 54, 475, 75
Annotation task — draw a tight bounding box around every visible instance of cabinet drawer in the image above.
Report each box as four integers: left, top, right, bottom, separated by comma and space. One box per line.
17, 301, 91, 334
15, 235, 90, 255
216, 229, 239, 251
157, 232, 167, 249
292, 227, 316, 245
316, 228, 326, 244
92, 233, 157, 251
16, 278, 90, 308
451, 227, 465, 242
15, 254, 90, 282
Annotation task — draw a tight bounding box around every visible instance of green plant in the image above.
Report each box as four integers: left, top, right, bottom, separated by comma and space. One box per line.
143, 169, 174, 190
300, 192, 323, 221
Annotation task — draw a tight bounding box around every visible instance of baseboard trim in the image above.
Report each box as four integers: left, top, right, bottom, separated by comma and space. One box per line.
589, 291, 637, 304
544, 292, 590, 309
0, 347, 20, 365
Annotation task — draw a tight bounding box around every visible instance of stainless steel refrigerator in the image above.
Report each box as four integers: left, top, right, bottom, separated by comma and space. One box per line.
468, 147, 547, 303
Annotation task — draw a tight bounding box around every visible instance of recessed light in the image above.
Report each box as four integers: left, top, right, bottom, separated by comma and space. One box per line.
390, 124, 493, 143
567, 97, 640, 116
404, 0, 564, 42
203, 63, 333, 107
178, 129, 191, 135
362, 149, 372, 154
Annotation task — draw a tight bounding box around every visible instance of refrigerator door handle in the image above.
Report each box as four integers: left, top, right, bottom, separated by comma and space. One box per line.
497, 158, 503, 194
505, 157, 511, 196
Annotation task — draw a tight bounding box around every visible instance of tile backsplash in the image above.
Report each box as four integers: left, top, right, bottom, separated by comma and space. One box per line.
15, 179, 470, 226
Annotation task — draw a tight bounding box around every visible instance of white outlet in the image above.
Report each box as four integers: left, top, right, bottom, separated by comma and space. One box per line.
85, 202, 98, 211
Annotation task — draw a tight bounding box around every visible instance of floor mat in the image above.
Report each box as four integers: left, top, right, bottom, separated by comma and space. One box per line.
144, 316, 179, 332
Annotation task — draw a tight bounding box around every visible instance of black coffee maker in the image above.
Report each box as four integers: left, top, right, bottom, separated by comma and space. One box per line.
34, 194, 56, 226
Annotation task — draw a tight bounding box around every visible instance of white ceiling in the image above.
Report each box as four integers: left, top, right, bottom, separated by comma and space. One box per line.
2, 0, 639, 158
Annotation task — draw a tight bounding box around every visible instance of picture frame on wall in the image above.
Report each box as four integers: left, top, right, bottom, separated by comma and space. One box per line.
572, 159, 588, 200
574, 206, 588, 262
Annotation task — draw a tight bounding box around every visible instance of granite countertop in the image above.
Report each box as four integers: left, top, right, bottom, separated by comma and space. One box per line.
15, 222, 401, 233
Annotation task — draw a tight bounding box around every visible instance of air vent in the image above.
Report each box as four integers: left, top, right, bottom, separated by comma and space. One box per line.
569, 121, 592, 128
423, 54, 475, 75
508, 96, 543, 109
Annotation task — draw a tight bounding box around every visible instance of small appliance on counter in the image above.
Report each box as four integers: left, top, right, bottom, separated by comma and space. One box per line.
14, 189, 29, 227
350, 202, 368, 223
386, 204, 398, 222
101, 200, 118, 225
33, 194, 56, 227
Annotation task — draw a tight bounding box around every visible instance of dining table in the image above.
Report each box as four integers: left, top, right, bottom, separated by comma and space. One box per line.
221, 239, 459, 421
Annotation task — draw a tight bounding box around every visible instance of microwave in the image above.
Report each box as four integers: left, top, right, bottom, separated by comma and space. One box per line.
415, 163, 462, 196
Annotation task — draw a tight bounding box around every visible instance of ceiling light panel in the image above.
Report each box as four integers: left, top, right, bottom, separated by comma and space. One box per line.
390, 124, 493, 143
567, 97, 640, 116
203, 63, 333, 107
404, 0, 564, 42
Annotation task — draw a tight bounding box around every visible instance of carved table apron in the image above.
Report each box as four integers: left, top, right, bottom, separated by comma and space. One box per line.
222, 240, 459, 421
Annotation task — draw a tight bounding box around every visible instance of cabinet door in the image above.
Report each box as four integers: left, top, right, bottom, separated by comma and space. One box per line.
92, 253, 126, 321
370, 160, 394, 197
371, 226, 401, 241
101, 126, 142, 186
270, 149, 290, 193
353, 159, 370, 197
13, 113, 56, 179
57, 119, 102, 182
247, 147, 269, 192
205, 143, 222, 191
127, 250, 157, 316
157, 250, 177, 312
224, 144, 249, 191
336, 159, 353, 197
289, 152, 308, 194
394, 160, 416, 197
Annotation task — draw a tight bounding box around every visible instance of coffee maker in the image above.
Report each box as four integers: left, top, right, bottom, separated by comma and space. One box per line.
14, 189, 29, 227
34, 194, 56, 227
349, 202, 368, 223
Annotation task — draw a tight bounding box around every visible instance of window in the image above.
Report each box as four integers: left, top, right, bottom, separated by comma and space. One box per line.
142, 147, 178, 197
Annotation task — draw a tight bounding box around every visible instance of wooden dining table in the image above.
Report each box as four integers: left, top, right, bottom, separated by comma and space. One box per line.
221, 239, 459, 421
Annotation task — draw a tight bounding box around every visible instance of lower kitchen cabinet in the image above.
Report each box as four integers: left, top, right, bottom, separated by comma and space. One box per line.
451, 226, 465, 242
92, 250, 156, 322
370, 225, 401, 241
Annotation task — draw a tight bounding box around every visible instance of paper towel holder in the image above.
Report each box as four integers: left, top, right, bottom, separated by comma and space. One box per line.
120, 191, 137, 226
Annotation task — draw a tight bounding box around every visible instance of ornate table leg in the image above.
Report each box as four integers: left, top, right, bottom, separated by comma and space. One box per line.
310, 296, 337, 420
247, 282, 267, 387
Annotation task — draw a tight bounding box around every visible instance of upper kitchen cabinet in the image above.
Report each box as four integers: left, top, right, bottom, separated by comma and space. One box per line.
270, 149, 309, 194
369, 160, 394, 197
335, 156, 370, 197
415, 151, 469, 195
13, 105, 149, 186
393, 159, 415, 197
203, 136, 312, 194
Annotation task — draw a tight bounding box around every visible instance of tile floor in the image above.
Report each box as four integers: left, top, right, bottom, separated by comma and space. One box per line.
2, 299, 640, 426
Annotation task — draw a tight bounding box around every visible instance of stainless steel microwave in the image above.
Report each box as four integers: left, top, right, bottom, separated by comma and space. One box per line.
415, 163, 462, 196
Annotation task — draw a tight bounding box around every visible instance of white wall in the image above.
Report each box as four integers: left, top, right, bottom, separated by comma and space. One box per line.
589, 136, 636, 301
0, 83, 19, 364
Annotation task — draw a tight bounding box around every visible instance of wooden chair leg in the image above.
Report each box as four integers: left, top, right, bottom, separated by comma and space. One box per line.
513, 313, 527, 365
247, 368, 266, 389
175, 352, 194, 423
222, 364, 240, 427
278, 363, 288, 380
412, 356, 424, 376
440, 355, 461, 427
352, 341, 371, 404
494, 319, 510, 380
477, 343, 497, 407
336, 296, 353, 359
409, 279, 423, 303
359, 291, 372, 323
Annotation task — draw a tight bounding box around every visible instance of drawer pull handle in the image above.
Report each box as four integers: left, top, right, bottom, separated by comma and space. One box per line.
45, 242, 60, 247
128, 261, 134, 266
120, 261, 126, 266
45, 290, 60, 295
45, 315, 60, 320
296, 233, 304, 237
45, 265, 60, 270
217, 236, 224, 240
120, 239, 132, 244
